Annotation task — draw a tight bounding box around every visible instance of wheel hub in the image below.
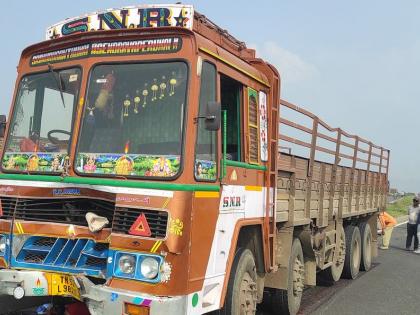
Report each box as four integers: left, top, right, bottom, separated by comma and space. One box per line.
336, 235, 346, 265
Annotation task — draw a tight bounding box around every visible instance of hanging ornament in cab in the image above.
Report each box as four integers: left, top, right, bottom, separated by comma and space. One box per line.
151, 79, 158, 101
134, 89, 141, 114
169, 71, 177, 96
159, 76, 167, 99
142, 83, 149, 107
123, 94, 131, 117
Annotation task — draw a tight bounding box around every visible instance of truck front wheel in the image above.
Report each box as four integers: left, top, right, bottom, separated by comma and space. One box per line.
220, 248, 258, 315
263, 238, 305, 315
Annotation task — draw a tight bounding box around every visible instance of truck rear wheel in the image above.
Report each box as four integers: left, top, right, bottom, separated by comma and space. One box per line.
220, 248, 257, 315
263, 238, 305, 315
318, 224, 346, 282
342, 225, 361, 279
359, 221, 372, 271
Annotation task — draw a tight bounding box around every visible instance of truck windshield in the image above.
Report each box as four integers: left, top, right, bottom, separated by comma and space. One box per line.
2, 68, 81, 173
76, 62, 188, 178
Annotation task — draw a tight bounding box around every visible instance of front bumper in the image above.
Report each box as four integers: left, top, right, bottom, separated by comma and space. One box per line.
81, 278, 186, 315
0, 269, 187, 315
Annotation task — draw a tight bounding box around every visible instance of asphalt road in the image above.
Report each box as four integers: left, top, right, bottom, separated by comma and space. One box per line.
310, 222, 420, 315
1, 221, 419, 314
257, 220, 419, 315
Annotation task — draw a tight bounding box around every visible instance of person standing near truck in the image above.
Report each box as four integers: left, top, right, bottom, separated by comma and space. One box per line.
414, 209, 420, 254
406, 196, 419, 250
379, 209, 397, 249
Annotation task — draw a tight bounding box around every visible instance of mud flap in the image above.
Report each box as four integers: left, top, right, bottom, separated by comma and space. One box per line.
264, 227, 293, 289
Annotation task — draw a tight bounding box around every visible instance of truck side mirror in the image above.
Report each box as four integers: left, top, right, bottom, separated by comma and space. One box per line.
204, 101, 221, 131
0, 115, 6, 138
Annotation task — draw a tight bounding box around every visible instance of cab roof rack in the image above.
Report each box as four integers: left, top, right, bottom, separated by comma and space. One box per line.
193, 11, 256, 60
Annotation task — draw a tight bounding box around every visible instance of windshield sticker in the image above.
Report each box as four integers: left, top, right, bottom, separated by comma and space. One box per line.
76, 153, 180, 177
195, 160, 216, 180
53, 188, 81, 196
91, 38, 182, 56
31, 45, 90, 66
46, 4, 193, 39
2, 153, 68, 173
0, 186, 14, 194
69, 74, 78, 82
259, 91, 268, 162
30, 37, 182, 67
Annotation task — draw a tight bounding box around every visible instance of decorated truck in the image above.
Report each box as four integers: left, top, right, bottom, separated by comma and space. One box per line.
0, 4, 389, 315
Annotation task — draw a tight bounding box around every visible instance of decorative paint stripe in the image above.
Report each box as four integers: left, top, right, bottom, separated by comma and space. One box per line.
14, 222, 20, 234
15, 222, 24, 234
10, 228, 108, 241
142, 299, 152, 307
0, 174, 220, 192
19, 222, 24, 234
245, 186, 263, 191
0, 179, 174, 197
132, 296, 153, 306
132, 297, 144, 305
0, 257, 8, 267
225, 160, 267, 171
199, 47, 271, 88
150, 240, 163, 253
161, 198, 171, 209
194, 191, 220, 198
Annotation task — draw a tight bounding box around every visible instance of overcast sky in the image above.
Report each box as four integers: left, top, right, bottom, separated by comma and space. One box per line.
0, 1, 419, 192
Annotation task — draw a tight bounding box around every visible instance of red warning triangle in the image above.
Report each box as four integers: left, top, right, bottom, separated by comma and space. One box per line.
129, 213, 152, 237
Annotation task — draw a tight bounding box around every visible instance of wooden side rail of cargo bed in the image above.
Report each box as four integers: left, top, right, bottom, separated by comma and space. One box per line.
276, 99, 390, 227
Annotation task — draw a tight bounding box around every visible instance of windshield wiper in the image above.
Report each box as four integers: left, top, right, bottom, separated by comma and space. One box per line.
47, 64, 66, 108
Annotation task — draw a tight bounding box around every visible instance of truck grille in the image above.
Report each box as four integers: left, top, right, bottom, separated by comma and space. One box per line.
112, 207, 168, 238
0, 197, 16, 219
0, 197, 168, 238
15, 236, 108, 277
13, 198, 115, 226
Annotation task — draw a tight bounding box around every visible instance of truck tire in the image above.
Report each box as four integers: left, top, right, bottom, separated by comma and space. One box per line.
318, 224, 346, 283
220, 248, 258, 315
359, 221, 372, 271
263, 238, 305, 315
342, 225, 361, 279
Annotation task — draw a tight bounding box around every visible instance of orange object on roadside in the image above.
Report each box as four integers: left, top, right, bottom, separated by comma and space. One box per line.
379, 211, 397, 229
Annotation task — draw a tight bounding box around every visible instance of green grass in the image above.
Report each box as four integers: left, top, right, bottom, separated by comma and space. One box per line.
386, 194, 414, 217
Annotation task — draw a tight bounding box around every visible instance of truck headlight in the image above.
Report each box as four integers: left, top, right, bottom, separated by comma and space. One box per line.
118, 254, 136, 274
140, 257, 159, 279
0, 236, 6, 254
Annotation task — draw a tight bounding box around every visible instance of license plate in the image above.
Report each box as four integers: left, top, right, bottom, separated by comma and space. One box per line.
49, 274, 81, 300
